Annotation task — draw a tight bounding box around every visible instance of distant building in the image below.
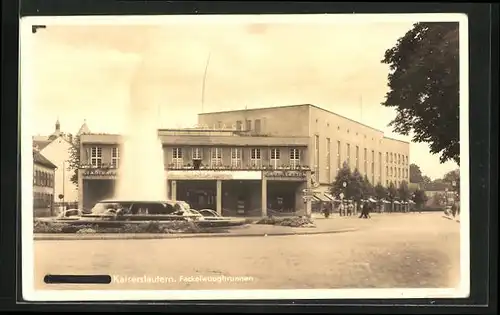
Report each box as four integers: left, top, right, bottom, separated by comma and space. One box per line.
33, 149, 57, 217
76, 104, 410, 217
33, 119, 91, 205
198, 104, 410, 191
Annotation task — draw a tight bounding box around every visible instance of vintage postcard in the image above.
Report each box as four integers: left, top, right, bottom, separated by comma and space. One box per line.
21, 13, 469, 301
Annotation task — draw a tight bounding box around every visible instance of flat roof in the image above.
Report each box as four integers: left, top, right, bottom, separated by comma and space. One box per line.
198, 104, 385, 134
382, 136, 410, 144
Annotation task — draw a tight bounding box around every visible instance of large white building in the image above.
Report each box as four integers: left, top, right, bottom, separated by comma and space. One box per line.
33, 119, 91, 205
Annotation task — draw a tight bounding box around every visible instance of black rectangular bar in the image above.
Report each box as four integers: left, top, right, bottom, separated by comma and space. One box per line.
44, 274, 111, 284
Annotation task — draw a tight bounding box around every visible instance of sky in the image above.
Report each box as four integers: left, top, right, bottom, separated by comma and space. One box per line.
21, 15, 459, 180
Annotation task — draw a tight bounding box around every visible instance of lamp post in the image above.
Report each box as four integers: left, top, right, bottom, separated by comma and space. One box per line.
342, 181, 347, 216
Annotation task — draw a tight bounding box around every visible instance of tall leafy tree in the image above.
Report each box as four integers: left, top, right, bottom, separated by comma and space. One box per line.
443, 168, 460, 192
409, 163, 424, 183
349, 169, 364, 202
381, 22, 459, 165
412, 189, 428, 209
330, 162, 352, 199
374, 183, 387, 200
387, 182, 398, 211
362, 175, 375, 199
398, 180, 411, 202
67, 135, 81, 188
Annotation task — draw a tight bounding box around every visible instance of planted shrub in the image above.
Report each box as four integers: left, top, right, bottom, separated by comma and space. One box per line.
255, 216, 315, 227
33, 221, 65, 233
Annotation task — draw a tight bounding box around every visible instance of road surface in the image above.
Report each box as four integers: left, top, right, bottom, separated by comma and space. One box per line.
32, 212, 461, 290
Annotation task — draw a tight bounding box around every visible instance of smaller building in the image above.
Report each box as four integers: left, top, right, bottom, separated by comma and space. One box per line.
33, 150, 57, 217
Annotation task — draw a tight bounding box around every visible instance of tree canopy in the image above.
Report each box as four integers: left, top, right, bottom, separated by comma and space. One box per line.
381, 22, 459, 165
412, 189, 428, 208
374, 182, 387, 200
409, 163, 424, 183
330, 162, 366, 201
398, 180, 411, 201
67, 135, 80, 188
443, 169, 460, 191
387, 182, 398, 202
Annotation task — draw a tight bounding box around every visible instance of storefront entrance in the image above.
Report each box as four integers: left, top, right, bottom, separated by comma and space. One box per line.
267, 181, 301, 213
175, 180, 217, 210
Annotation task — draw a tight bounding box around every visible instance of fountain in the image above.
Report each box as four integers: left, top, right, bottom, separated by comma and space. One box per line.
114, 57, 167, 201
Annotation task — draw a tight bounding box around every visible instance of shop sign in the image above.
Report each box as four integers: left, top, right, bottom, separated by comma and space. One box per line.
264, 170, 306, 179
167, 170, 262, 180
82, 169, 117, 178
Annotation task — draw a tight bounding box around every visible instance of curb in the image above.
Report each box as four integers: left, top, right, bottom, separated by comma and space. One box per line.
33, 228, 359, 241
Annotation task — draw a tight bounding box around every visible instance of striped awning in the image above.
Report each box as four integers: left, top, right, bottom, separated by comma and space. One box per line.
313, 193, 331, 202
324, 193, 336, 201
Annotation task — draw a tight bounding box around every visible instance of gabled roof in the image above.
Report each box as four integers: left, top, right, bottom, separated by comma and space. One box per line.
33, 139, 52, 151
77, 120, 91, 135
33, 150, 57, 169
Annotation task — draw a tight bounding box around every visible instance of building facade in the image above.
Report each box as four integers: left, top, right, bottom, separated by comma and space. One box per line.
33, 150, 57, 217
198, 104, 410, 191
78, 130, 314, 217
77, 104, 410, 216
33, 119, 91, 205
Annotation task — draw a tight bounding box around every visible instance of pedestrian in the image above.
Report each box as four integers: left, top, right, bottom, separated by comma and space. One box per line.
359, 201, 371, 219
451, 203, 457, 218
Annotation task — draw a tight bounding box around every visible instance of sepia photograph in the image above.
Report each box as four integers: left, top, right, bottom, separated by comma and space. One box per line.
21, 13, 469, 301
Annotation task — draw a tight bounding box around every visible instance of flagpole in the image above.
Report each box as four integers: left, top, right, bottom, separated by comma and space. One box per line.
201, 52, 212, 114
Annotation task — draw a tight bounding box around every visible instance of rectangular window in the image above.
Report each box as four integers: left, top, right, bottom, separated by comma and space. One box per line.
346, 143, 351, 166
270, 148, 280, 169
355, 146, 359, 170
363, 148, 368, 173
250, 148, 261, 168
172, 147, 183, 168
337, 141, 341, 170
231, 148, 242, 168
91, 147, 102, 168
390, 153, 393, 163
390, 167, 393, 177
254, 119, 261, 134
211, 148, 222, 167
111, 147, 120, 168
371, 150, 375, 174
245, 120, 252, 131
398, 154, 401, 164
326, 138, 331, 183
192, 147, 202, 160
378, 152, 382, 183
290, 148, 300, 169
236, 121, 242, 131
386, 152, 389, 163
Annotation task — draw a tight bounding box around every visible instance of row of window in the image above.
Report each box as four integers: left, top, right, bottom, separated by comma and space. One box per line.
33, 192, 53, 208
316, 138, 408, 183
172, 147, 301, 168
386, 180, 406, 188
386, 166, 409, 179
33, 170, 54, 187
386, 152, 408, 166
89, 147, 119, 168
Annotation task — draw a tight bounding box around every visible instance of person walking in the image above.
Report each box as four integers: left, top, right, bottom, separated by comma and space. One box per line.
360, 201, 371, 219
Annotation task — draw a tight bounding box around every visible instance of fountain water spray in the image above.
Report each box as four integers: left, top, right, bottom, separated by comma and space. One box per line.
113, 56, 167, 201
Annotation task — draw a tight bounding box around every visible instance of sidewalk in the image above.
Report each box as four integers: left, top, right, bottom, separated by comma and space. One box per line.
33, 218, 361, 241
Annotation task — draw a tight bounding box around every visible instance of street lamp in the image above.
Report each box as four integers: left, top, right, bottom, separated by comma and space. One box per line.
342, 181, 347, 216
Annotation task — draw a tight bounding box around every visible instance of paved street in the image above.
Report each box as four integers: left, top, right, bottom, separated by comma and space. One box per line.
33, 212, 461, 290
